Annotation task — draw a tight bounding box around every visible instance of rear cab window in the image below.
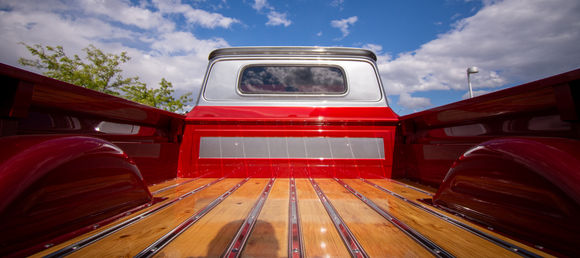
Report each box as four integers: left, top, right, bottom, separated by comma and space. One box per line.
239, 66, 347, 94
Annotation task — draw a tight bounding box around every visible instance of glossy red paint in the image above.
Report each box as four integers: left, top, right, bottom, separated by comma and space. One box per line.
178, 106, 398, 179
0, 64, 185, 185
393, 68, 580, 188
0, 135, 152, 256
8, 197, 167, 258
434, 137, 580, 257
0, 63, 183, 126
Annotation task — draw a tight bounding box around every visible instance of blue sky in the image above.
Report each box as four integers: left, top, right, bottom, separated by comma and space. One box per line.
1, 0, 579, 115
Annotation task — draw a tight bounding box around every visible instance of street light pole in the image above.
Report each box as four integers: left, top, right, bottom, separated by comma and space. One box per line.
467, 67, 479, 98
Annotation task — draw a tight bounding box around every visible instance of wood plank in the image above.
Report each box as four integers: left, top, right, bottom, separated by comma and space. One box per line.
368, 178, 433, 201
365, 178, 555, 257
30, 177, 217, 258
394, 178, 438, 194
153, 178, 216, 199
344, 179, 556, 258
154, 179, 270, 258
242, 178, 289, 258
148, 178, 179, 193
59, 178, 241, 258
315, 179, 434, 257
295, 179, 350, 258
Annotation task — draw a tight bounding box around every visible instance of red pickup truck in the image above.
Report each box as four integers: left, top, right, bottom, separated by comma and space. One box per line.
1, 47, 579, 257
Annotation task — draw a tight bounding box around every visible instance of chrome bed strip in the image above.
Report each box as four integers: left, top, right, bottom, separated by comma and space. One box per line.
309, 178, 369, 258
335, 178, 454, 258
222, 178, 276, 258
288, 178, 304, 258
359, 178, 542, 258
43, 177, 228, 258
134, 177, 251, 258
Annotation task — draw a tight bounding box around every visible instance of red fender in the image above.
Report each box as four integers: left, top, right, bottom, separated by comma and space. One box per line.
434, 137, 580, 257
0, 135, 151, 256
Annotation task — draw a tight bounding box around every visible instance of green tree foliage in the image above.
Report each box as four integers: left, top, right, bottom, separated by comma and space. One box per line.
17, 42, 193, 113
123, 78, 193, 113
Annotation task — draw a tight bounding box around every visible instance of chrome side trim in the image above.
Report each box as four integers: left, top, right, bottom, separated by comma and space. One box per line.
335, 178, 454, 258
360, 178, 543, 258
288, 178, 304, 258
223, 178, 276, 258
309, 178, 368, 258
42, 177, 228, 258
134, 177, 251, 258
383, 178, 435, 197
151, 177, 200, 195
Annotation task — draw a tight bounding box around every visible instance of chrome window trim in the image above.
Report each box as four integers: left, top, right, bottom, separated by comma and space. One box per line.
236, 64, 349, 96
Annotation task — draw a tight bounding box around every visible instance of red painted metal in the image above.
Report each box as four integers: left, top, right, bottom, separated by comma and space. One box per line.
434, 137, 580, 257
178, 106, 398, 179
393, 68, 580, 188
0, 63, 185, 185
0, 135, 152, 256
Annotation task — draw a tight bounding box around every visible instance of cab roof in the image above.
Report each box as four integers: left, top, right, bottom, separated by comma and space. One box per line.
208, 47, 377, 61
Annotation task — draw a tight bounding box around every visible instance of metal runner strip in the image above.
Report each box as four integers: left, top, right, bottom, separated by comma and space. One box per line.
222, 178, 276, 258
359, 178, 543, 258
334, 178, 454, 258
288, 178, 304, 258
151, 178, 200, 195
134, 177, 251, 258
309, 178, 368, 258
43, 177, 228, 258
383, 178, 435, 196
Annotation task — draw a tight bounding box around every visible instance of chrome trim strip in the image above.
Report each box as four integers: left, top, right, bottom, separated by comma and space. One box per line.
359, 178, 543, 258
288, 178, 304, 258
150, 177, 200, 195
383, 178, 435, 197
309, 178, 368, 258
209, 47, 377, 61
134, 177, 251, 258
42, 177, 228, 258
223, 178, 276, 258
335, 178, 454, 258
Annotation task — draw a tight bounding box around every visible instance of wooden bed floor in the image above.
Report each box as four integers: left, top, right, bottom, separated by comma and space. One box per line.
33, 177, 555, 258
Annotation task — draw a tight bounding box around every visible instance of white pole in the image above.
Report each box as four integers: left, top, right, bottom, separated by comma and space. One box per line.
468, 72, 473, 98
467, 67, 479, 98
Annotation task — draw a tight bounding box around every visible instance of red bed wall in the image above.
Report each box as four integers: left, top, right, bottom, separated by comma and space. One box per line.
178, 106, 399, 179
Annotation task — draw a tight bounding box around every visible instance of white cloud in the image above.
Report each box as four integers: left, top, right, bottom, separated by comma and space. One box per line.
397, 93, 433, 110
152, 0, 240, 29
330, 0, 344, 7
0, 0, 232, 103
266, 11, 292, 27
362, 44, 382, 54
317, 31, 322, 36
330, 16, 357, 40
330, 0, 344, 10
252, 0, 271, 11
250, 0, 292, 27
81, 0, 171, 30
377, 0, 580, 98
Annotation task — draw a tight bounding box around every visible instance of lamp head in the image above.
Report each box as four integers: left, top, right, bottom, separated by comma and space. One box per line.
467, 67, 479, 74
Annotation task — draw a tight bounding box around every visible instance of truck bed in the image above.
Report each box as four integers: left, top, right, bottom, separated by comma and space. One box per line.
32, 177, 554, 258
